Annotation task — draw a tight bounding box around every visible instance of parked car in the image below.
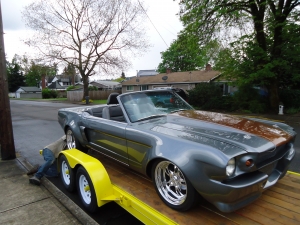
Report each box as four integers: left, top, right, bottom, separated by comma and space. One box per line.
58, 89, 296, 212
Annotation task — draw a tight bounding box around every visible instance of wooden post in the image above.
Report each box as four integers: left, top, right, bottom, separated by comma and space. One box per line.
0, 2, 16, 160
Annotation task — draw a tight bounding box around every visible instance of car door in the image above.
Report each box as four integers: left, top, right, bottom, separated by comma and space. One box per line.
82, 113, 128, 165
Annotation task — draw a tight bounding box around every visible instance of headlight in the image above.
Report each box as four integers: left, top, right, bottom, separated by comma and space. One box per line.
226, 158, 235, 176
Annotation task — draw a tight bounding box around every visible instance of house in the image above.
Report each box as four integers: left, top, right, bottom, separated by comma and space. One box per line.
90, 81, 121, 90
137, 69, 158, 77
122, 64, 238, 95
39, 74, 81, 90
15, 86, 42, 98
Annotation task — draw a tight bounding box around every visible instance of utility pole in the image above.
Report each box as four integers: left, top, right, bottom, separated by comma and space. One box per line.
0, 2, 16, 160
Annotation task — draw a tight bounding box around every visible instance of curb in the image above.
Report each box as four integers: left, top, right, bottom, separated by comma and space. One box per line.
17, 157, 98, 225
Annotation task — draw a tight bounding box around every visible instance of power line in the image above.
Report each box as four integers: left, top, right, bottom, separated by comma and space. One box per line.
137, 0, 169, 48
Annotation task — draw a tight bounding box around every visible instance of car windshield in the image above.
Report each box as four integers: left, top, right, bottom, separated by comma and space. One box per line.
120, 90, 193, 122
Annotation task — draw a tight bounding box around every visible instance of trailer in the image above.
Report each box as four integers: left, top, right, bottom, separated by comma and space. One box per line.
58, 149, 300, 225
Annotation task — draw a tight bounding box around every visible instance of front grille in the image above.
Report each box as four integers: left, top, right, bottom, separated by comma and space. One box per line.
258, 161, 277, 175
256, 142, 291, 169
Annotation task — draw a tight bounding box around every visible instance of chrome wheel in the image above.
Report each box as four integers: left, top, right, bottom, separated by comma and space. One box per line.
66, 129, 76, 149
154, 161, 187, 206
61, 160, 70, 185
78, 174, 91, 205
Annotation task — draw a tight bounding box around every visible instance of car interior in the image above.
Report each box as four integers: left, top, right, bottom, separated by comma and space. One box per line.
101, 93, 126, 122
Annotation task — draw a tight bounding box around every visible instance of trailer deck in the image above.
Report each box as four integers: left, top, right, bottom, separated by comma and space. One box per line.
89, 150, 300, 225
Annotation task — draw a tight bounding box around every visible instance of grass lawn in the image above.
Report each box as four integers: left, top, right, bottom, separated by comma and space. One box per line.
89, 99, 107, 104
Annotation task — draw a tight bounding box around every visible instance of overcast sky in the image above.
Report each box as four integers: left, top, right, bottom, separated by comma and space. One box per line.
1, 0, 182, 78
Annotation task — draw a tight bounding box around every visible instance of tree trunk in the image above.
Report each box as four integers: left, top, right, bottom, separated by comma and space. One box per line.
82, 74, 89, 100
266, 79, 280, 111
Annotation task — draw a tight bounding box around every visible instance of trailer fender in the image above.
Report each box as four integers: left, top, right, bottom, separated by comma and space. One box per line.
59, 149, 114, 207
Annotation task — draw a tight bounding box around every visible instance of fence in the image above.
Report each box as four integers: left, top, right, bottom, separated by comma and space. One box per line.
20, 93, 42, 99
67, 90, 121, 102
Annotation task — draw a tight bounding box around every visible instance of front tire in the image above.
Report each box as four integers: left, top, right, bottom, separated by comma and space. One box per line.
66, 128, 88, 153
76, 166, 98, 213
152, 160, 199, 211
59, 155, 75, 192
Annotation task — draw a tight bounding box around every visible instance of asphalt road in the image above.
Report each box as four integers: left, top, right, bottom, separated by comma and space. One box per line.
9, 99, 300, 223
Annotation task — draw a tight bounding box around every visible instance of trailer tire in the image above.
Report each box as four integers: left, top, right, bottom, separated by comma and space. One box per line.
76, 166, 98, 213
59, 155, 76, 192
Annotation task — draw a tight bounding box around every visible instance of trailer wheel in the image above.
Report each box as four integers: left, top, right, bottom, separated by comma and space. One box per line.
59, 155, 76, 192
76, 166, 98, 213
152, 159, 199, 211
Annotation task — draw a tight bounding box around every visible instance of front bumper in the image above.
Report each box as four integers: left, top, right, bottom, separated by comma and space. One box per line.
200, 147, 295, 213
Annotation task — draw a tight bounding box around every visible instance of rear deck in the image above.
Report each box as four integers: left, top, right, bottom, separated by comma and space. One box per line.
89, 150, 300, 225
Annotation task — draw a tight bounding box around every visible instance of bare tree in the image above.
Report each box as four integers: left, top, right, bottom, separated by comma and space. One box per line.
22, 0, 149, 98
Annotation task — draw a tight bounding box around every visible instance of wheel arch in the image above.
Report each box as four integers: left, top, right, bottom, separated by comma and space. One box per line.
146, 158, 161, 179
64, 125, 71, 134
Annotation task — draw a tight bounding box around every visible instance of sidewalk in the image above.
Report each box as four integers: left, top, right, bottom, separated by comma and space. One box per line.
0, 156, 98, 225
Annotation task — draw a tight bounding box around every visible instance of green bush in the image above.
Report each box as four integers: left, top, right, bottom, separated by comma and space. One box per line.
188, 84, 268, 113
188, 83, 223, 108
42, 88, 58, 99
231, 85, 268, 113
279, 89, 300, 108
50, 89, 58, 98
66, 85, 76, 91
248, 100, 266, 113
88, 86, 98, 91
285, 107, 300, 114
202, 96, 236, 111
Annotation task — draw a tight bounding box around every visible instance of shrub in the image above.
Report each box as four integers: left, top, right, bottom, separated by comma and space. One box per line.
285, 107, 300, 114
279, 89, 300, 108
66, 85, 76, 91
188, 83, 223, 108
42, 88, 58, 99
248, 100, 266, 113
42, 88, 51, 99
188, 83, 269, 113
50, 89, 58, 98
231, 85, 268, 113
88, 86, 98, 91
202, 96, 236, 111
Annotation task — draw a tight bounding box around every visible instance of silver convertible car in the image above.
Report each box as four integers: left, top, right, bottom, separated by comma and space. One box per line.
58, 89, 296, 213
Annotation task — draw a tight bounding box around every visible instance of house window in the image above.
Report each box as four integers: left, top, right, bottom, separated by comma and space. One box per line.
140, 85, 148, 91
126, 85, 133, 91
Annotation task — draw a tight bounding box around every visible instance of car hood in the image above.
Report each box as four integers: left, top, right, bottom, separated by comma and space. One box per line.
149, 110, 294, 153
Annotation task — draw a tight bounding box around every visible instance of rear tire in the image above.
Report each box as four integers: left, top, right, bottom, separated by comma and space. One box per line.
59, 155, 76, 192
66, 128, 88, 153
152, 159, 199, 211
76, 166, 98, 213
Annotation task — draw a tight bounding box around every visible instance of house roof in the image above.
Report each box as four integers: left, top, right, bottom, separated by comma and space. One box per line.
48, 81, 65, 89
137, 69, 158, 77
122, 70, 221, 86
91, 81, 121, 87
18, 86, 41, 92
